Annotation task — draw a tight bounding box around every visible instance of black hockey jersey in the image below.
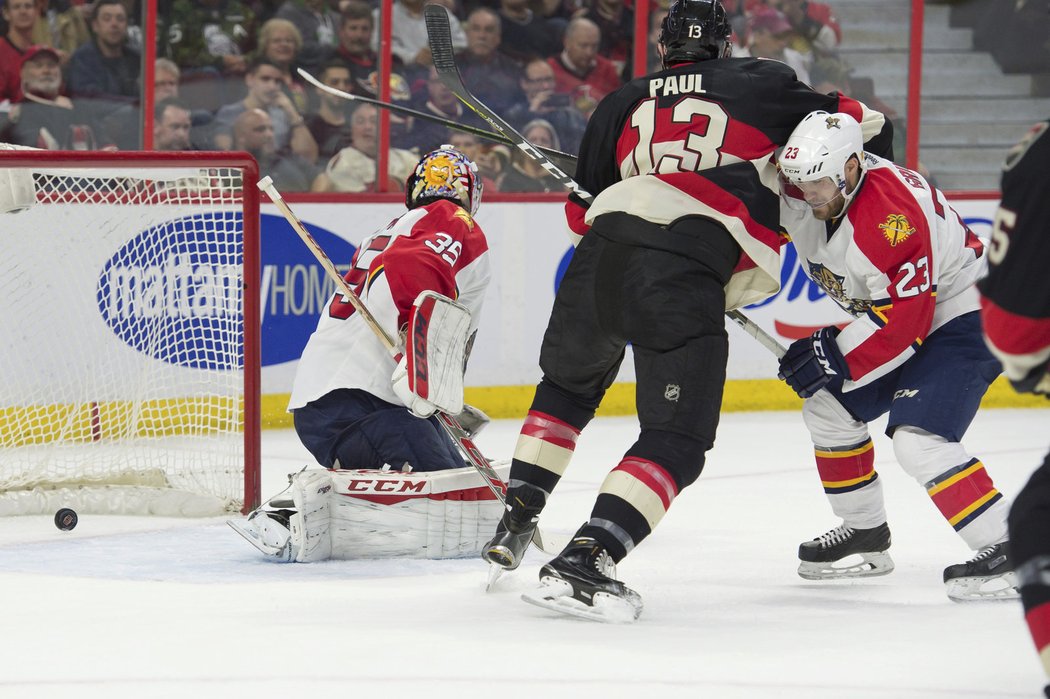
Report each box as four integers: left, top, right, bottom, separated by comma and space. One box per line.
566, 57, 893, 309
979, 119, 1050, 383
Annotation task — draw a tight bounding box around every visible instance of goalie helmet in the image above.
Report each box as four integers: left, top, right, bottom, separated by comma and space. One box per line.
778, 111, 864, 209
405, 145, 483, 216
659, 0, 732, 67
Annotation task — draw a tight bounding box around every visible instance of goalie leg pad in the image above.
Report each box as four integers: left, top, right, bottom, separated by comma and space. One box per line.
289, 469, 334, 562
326, 462, 509, 559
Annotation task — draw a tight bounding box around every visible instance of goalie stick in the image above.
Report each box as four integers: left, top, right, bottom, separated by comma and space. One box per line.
256, 176, 555, 556
296, 68, 579, 177
424, 4, 786, 360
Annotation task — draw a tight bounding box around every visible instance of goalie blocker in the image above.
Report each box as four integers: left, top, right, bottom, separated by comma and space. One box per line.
229, 462, 510, 561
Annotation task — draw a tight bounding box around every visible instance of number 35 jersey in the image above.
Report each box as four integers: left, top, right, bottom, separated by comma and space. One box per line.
782, 153, 987, 392
567, 57, 893, 310
289, 199, 491, 411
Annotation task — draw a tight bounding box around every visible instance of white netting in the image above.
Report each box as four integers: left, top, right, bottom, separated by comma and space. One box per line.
0, 153, 255, 515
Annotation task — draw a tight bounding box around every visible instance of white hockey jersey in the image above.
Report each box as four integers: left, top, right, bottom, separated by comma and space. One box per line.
288, 199, 491, 411
781, 153, 987, 391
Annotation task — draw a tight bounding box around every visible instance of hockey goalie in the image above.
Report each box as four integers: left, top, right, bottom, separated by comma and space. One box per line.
231, 145, 504, 561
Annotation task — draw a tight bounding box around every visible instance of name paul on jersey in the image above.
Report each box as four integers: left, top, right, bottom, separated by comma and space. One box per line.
808, 260, 871, 316
648, 74, 706, 98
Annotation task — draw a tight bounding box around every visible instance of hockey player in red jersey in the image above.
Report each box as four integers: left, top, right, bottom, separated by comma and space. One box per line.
776, 111, 1015, 601
978, 118, 1050, 693
482, 0, 894, 622
289, 145, 490, 473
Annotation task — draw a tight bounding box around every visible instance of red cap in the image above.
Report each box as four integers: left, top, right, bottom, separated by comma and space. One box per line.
749, 8, 792, 36
20, 45, 61, 69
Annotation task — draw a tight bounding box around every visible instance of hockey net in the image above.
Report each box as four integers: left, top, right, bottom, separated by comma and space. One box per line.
0, 148, 260, 516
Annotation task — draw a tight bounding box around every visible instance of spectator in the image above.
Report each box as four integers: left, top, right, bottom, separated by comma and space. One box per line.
771, 0, 841, 56
314, 102, 418, 192
304, 59, 354, 160
402, 65, 486, 154
458, 7, 523, 115
256, 17, 309, 113
505, 56, 587, 154
328, 2, 412, 107
275, 0, 339, 72
583, 0, 632, 77
233, 107, 319, 191
152, 98, 193, 150
498, 118, 560, 192
164, 0, 256, 77
1, 0, 44, 103
447, 130, 500, 192
497, 0, 561, 63
1, 45, 105, 149
548, 17, 622, 117
37, 0, 91, 57
375, 0, 466, 69
735, 6, 810, 84
67, 0, 140, 107
213, 58, 319, 164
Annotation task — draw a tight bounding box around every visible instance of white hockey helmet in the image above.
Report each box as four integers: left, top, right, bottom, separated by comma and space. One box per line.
778, 111, 864, 209
405, 145, 483, 216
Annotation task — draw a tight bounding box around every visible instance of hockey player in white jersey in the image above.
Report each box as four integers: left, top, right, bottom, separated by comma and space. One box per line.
775, 111, 1016, 601
231, 145, 503, 562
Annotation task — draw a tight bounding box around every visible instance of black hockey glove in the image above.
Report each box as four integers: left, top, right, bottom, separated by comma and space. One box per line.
1009, 359, 1050, 398
778, 326, 849, 399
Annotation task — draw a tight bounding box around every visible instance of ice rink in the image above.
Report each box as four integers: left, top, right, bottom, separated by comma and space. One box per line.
1, 408, 1047, 699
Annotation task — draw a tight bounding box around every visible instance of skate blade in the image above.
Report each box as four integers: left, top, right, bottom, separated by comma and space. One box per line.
520, 579, 642, 623
946, 571, 1019, 602
485, 563, 505, 592
797, 551, 894, 580
227, 520, 291, 561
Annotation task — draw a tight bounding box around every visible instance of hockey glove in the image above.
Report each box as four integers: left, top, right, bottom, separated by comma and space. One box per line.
392, 354, 439, 418
778, 326, 849, 399
1009, 360, 1050, 398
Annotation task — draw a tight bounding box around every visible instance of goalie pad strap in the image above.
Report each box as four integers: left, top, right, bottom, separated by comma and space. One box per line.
405, 291, 471, 415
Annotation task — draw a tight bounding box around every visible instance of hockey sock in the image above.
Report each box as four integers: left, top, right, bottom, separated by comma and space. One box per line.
815, 437, 877, 496
926, 458, 1004, 537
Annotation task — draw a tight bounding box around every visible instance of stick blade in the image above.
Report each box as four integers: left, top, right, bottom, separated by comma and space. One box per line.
424, 4, 457, 73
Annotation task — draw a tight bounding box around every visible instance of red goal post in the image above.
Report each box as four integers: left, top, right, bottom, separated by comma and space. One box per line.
0, 149, 261, 516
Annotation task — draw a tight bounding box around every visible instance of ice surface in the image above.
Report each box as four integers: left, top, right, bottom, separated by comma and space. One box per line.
1, 409, 1046, 698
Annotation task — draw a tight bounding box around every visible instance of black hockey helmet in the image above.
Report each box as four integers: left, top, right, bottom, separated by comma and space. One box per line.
659, 0, 732, 67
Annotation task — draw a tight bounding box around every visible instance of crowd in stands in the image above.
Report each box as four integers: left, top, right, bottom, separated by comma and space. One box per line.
0, 0, 891, 192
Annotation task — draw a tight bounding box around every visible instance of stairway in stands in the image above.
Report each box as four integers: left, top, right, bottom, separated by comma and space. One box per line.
832, 0, 1050, 191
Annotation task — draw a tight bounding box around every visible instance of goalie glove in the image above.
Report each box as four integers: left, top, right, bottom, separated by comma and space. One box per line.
778, 326, 849, 398
391, 290, 472, 418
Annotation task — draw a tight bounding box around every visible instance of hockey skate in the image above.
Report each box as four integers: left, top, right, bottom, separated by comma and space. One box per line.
797, 522, 894, 580
228, 508, 295, 561
520, 533, 643, 623
482, 485, 547, 588
943, 542, 1019, 602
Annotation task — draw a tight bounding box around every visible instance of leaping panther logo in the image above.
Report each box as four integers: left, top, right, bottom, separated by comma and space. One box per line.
807, 260, 870, 316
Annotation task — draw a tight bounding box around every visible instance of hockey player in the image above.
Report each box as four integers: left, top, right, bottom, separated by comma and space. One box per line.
231, 145, 497, 562
775, 111, 1015, 601
978, 118, 1050, 693
482, 0, 895, 622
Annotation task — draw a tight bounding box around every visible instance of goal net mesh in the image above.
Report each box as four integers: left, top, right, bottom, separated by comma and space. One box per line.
0, 150, 258, 516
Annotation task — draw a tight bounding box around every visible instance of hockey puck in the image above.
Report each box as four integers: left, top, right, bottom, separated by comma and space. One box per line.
54, 508, 78, 531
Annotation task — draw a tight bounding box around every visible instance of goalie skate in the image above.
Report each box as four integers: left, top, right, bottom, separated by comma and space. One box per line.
943, 542, 1019, 602
797, 523, 894, 580
228, 510, 294, 562
520, 535, 642, 623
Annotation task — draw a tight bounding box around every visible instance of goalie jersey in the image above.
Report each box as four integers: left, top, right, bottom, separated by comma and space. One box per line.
565, 57, 894, 309
289, 199, 491, 411
978, 119, 1050, 383
781, 153, 987, 392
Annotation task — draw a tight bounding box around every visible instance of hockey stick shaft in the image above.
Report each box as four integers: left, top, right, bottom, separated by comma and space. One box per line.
425, 4, 784, 360
256, 176, 553, 553
297, 67, 579, 176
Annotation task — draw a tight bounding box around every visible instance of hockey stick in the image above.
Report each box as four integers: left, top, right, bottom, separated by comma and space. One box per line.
424, 4, 784, 358
297, 67, 578, 176
256, 175, 555, 555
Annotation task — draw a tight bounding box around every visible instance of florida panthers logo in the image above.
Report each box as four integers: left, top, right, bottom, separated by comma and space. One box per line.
825, 116, 841, 130
879, 213, 915, 247
807, 260, 870, 316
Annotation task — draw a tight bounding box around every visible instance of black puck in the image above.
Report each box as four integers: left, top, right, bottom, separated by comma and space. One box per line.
54, 508, 78, 531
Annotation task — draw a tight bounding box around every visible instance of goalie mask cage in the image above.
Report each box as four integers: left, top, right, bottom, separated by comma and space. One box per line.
0, 149, 261, 516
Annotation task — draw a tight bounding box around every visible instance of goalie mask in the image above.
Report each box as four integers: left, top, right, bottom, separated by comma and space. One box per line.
659, 0, 732, 67
405, 145, 483, 216
778, 111, 865, 212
